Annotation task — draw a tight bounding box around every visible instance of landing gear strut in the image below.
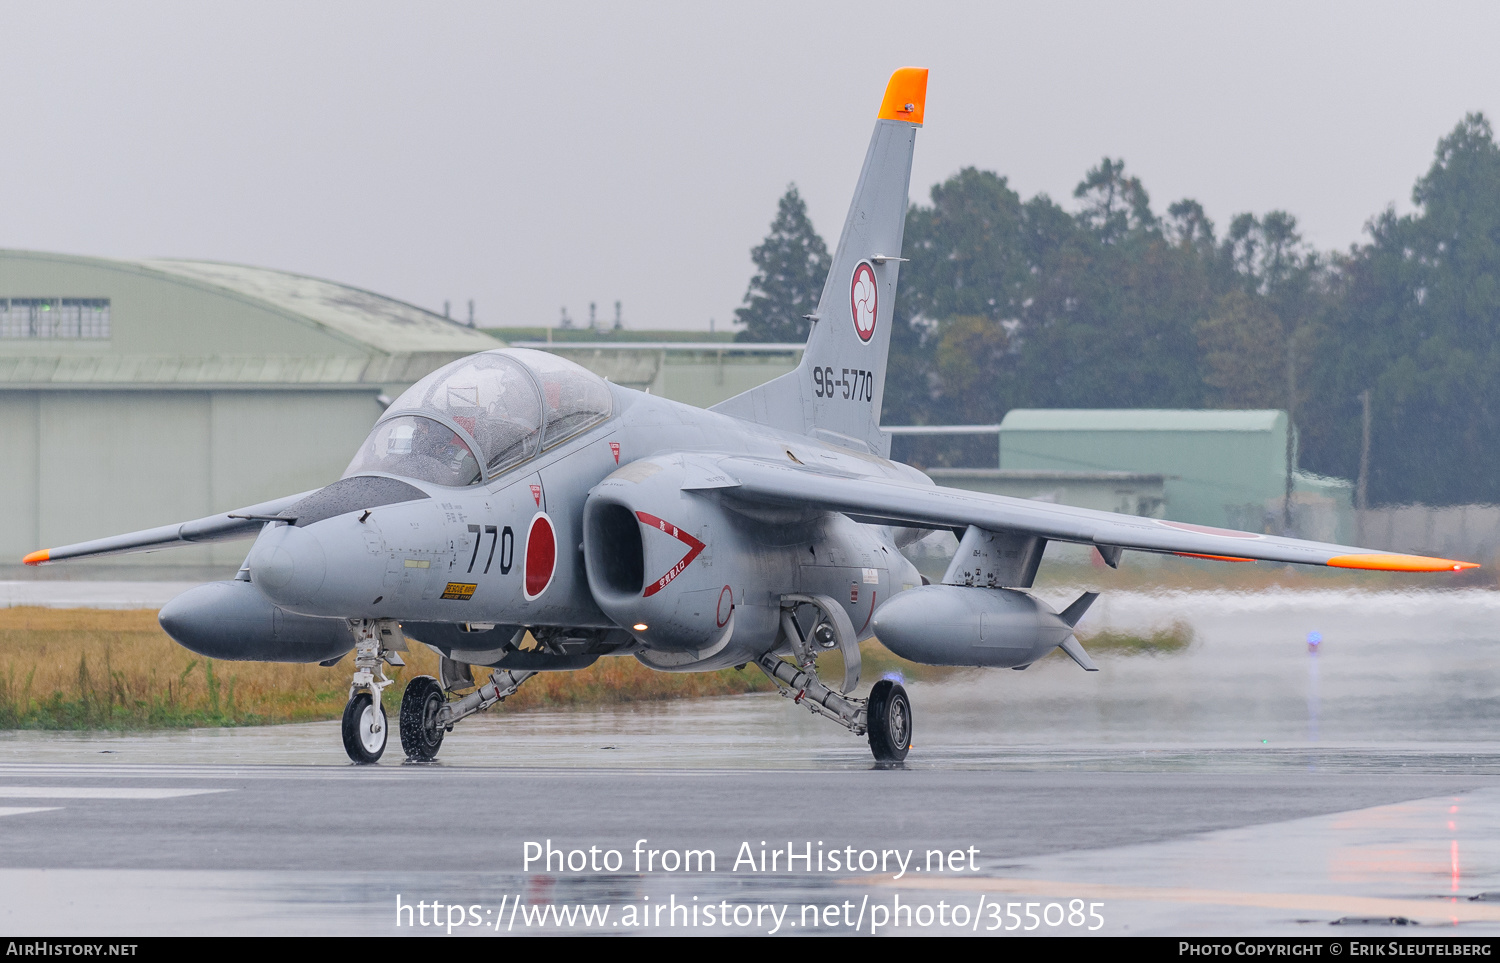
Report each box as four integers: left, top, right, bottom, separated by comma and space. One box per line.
397, 668, 538, 762
754, 594, 914, 764
340, 619, 404, 764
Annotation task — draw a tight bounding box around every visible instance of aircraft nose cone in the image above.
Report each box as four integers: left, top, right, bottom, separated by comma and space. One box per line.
247, 523, 327, 606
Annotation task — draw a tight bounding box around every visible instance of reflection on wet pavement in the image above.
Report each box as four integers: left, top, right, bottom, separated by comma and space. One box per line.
1, 589, 1498, 935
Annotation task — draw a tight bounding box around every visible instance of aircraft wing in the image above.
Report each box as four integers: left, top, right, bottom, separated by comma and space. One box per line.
712, 457, 1478, 572
22, 490, 317, 566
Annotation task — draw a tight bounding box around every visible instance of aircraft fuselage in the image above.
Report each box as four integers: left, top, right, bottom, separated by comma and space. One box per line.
228, 384, 923, 673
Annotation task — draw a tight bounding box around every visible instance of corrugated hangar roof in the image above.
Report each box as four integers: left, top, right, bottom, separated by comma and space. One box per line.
1000, 409, 1285, 432
138, 258, 498, 356
0, 250, 502, 387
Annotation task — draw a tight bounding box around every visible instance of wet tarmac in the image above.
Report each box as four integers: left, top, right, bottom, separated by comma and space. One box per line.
1, 587, 1499, 935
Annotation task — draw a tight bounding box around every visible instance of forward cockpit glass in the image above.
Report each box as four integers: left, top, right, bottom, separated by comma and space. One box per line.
343, 415, 481, 487
391, 353, 543, 476
344, 349, 612, 487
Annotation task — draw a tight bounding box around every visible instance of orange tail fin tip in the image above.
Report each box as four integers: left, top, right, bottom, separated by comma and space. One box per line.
878, 67, 928, 125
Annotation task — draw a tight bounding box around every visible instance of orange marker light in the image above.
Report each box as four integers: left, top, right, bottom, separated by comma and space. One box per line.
1326, 553, 1480, 573
878, 67, 928, 126
22, 550, 49, 566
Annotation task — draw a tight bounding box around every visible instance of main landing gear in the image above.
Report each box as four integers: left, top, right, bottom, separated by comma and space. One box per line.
398, 666, 537, 762
755, 595, 913, 764
398, 676, 445, 761
866, 679, 912, 762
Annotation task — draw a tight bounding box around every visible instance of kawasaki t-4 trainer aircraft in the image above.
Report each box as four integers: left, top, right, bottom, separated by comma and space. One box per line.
25, 68, 1479, 764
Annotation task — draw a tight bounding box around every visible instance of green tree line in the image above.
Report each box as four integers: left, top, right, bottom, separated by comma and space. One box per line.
736, 114, 1500, 506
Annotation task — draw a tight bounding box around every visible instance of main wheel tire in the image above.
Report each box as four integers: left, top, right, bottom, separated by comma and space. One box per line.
867, 680, 912, 762
341, 691, 387, 764
400, 675, 446, 761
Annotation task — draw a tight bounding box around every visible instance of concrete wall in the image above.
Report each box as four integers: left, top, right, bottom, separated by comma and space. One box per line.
1356, 504, 1500, 566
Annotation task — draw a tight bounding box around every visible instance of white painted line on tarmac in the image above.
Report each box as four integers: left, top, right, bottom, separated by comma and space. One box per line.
0, 807, 61, 818
0, 787, 230, 799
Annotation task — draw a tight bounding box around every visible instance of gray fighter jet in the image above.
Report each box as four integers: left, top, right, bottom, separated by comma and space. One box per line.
25, 68, 1478, 764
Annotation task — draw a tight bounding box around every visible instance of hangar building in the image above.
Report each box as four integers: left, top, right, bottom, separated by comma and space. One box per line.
996, 409, 1354, 542
0, 250, 501, 572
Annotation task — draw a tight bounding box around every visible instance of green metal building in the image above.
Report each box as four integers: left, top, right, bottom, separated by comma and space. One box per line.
997, 409, 1354, 541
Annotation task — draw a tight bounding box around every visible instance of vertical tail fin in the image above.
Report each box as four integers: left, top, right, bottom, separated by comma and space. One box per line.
713, 67, 926, 456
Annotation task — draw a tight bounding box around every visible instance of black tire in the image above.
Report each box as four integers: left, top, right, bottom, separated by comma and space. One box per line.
400, 675, 446, 761
867, 680, 912, 762
341, 691, 387, 764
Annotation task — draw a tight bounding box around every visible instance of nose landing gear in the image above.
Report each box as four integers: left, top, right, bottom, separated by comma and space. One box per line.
342, 691, 387, 763
340, 618, 403, 764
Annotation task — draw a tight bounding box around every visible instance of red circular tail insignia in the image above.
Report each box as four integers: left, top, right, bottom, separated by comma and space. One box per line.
850, 261, 878, 343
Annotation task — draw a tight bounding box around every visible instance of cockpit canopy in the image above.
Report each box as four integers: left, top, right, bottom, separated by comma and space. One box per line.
344, 349, 613, 487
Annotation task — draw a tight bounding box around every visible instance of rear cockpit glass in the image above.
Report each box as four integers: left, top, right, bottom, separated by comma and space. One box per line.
345, 349, 613, 488
509, 348, 615, 449
344, 415, 481, 487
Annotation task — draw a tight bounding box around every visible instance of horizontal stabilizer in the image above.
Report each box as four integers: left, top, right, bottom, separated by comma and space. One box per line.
1057, 591, 1099, 628
1059, 636, 1099, 672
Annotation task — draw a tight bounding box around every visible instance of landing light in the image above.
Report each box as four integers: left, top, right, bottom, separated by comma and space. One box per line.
633, 623, 648, 632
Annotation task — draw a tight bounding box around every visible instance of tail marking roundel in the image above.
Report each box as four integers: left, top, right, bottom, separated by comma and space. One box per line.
851, 261, 878, 343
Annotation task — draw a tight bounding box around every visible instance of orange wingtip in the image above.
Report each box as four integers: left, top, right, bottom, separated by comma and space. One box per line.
878, 67, 928, 125
22, 549, 49, 566
1175, 552, 1253, 562
1326, 553, 1480, 573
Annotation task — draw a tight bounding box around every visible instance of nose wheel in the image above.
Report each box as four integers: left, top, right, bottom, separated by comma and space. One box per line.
341, 691, 387, 764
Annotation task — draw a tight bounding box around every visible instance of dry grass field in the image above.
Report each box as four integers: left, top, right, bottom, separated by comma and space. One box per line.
0, 607, 1189, 730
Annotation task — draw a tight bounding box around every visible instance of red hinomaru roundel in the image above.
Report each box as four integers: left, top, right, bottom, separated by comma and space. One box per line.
850, 261, 877, 343
524, 512, 556, 600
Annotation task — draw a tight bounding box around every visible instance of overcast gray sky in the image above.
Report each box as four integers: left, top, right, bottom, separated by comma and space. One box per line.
1, 1, 1496, 330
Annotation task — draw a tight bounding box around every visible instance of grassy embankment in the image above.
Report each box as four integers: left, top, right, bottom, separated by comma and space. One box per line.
0, 607, 1191, 730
